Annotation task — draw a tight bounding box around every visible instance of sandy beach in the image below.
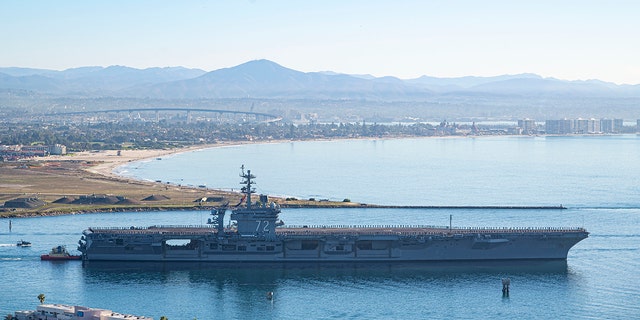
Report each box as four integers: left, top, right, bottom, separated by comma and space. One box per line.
43, 136, 428, 180
46, 145, 217, 179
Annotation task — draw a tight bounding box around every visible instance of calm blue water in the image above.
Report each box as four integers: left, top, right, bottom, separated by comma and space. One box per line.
117, 135, 640, 207
1, 135, 639, 319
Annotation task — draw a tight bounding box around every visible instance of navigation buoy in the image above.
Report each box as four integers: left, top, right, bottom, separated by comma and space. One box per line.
502, 278, 510, 297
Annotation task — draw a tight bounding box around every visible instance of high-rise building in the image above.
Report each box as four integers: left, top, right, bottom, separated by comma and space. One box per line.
518, 119, 537, 134
573, 118, 599, 133
614, 119, 623, 133
600, 119, 614, 133
545, 119, 573, 134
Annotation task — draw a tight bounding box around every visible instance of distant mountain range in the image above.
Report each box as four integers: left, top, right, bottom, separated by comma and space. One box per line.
1, 59, 639, 100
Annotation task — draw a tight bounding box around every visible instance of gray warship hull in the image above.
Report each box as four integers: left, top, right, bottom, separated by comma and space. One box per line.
79, 225, 587, 262
78, 168, 588, 262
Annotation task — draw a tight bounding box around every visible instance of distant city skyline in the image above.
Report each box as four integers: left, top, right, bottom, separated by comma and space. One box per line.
1, 0, 639, 84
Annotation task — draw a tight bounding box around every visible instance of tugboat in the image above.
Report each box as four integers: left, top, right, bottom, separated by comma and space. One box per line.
16, 240, 31, 247
41, 245, 81, 260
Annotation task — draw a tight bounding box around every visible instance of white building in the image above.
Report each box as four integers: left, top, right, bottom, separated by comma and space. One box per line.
49, 144, 67, 155
13, 304, 153, 320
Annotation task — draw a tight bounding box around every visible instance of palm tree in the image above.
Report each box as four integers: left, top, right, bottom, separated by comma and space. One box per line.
37, 293, 45, 304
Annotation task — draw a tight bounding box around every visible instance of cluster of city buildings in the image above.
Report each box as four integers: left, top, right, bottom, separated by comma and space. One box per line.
513, 118, 637, 135
0, 144, 66, 161
12, 303, 153, 320
541, 118, 626, 134
435, 118, 636, 136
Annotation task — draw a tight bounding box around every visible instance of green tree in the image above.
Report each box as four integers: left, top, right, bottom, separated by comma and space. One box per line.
160, 317, 168, 320
37, 293, 45, 304
5, 314, 15, 320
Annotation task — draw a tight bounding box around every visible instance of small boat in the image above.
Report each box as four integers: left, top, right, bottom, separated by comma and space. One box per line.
40, 245, 81, 261
16, 240, 31, 247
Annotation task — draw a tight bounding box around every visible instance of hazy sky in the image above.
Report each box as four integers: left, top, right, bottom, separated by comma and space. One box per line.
1, 0, 638, 84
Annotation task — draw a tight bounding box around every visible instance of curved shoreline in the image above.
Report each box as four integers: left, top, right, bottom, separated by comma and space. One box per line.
1, 140, 367, 218
50, 139, 300, 180
46, 144, 220, 180
2, 136, 580, 218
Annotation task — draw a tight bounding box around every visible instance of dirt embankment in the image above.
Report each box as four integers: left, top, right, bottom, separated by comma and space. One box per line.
0, 147, 363, 218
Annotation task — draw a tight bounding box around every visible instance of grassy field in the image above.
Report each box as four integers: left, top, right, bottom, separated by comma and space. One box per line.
0, 159, 361, 217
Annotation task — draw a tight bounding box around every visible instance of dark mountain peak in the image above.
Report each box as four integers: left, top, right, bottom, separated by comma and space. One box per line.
373, 76, 404, 84
197, 59, 305, 86
102, 65, 141, 75
234, 59, 288, 70
208, 59, 300, 76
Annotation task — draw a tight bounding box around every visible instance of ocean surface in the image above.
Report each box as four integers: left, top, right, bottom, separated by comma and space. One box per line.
1, 135, 639, 319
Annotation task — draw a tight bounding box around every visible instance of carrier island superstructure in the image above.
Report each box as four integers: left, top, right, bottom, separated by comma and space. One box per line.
78, 167, 589, 262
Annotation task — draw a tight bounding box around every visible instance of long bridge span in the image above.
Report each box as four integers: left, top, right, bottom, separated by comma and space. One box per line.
44, 108, 282, 123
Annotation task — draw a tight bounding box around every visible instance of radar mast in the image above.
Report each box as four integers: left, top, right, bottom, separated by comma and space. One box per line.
239, 165, 256, 209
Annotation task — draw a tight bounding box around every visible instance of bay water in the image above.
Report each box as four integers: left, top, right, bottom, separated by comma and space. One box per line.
1, 135, 639, 319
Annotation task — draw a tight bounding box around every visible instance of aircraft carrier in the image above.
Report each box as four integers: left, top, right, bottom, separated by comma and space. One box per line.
78, 167, 588, 262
